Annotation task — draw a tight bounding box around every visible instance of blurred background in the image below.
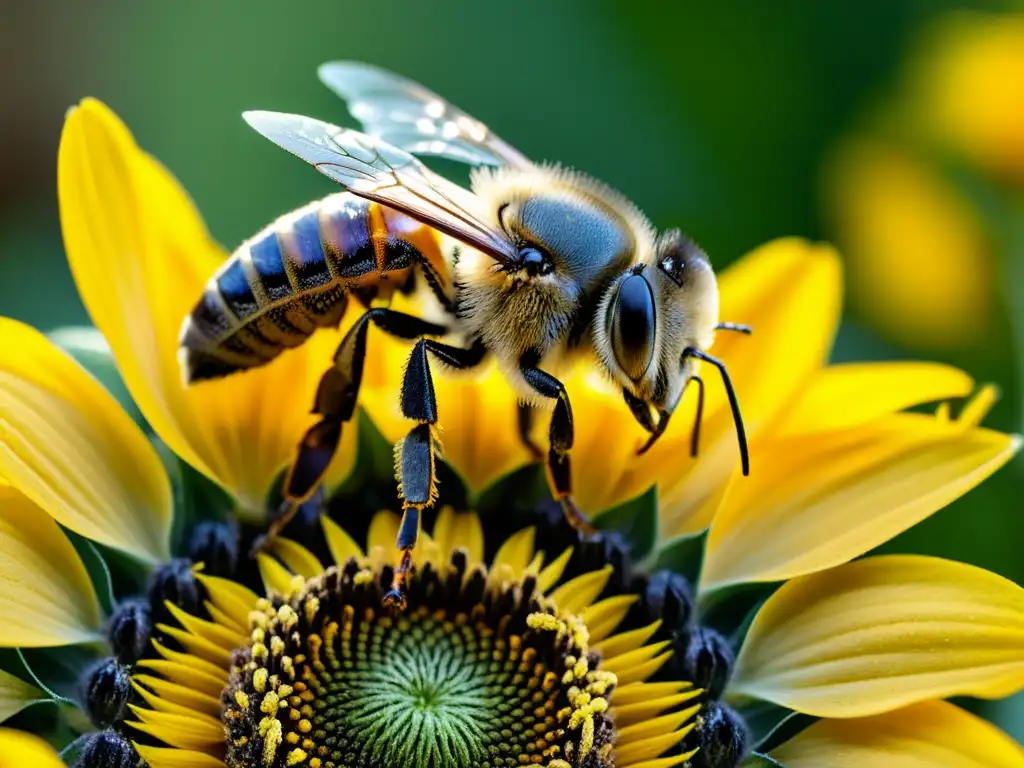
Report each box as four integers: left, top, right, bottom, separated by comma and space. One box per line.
1, 0, 1022, 733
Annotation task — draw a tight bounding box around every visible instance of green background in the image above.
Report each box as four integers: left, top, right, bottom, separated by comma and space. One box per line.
1, 0, 1020, 736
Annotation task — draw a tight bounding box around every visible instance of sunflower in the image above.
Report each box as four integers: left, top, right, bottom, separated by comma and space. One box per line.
0, 97, 1022, 768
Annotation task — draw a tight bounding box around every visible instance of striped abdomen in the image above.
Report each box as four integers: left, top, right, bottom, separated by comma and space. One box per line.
180, 192, 447, 383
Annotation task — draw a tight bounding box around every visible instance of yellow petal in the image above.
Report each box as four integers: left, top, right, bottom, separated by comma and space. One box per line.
0, 729, 65, 767
492, 527, 535, 576
731, 555, 1024, 717
0, 486, 103, 646
133, 745, 227, 768
0, 670, 41, 723
194, 574, 259, 629
58, 98, 355, 519
0, 318, 171, 561
701, 415, 1020, 590
431, 507, 484, 565
605, 238, 842, 535
549, 565, 612, 614
771, 700, 1024, 768
321, 515, 364, 566
366, 510, 400, 555
268, 537, 323, 579
778, 361, 974, 436
257, 553, 296, 597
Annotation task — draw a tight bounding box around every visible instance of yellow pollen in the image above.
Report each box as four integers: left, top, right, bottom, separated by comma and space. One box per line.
286, 747, 308, 765
304, 596, 320, 624
271, 635, 286, 656
262, 718, 283, 765
253, 668, 268, 694
278, 605, 299, 631
234, 691, 250, 709
261, 691, 281, 717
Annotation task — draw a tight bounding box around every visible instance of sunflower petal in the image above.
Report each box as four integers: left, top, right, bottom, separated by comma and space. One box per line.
431, 507, 484, 565
610, 238, 843, 536
0, 729, 65, 767
133, 745, 227, 768
0, 486, 103, 646
701, 415, 1020, 590
268, 537, 324, 579
58, 98, 355, 518
0, 671, 42, 724
731, 555, 1024, 717
0, 318, 171, 562
770, 700, 1024, 768
777, 361, 974, 436
321, 515, 364, 566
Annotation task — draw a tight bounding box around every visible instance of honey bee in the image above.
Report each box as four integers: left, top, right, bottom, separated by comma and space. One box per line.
179, 62, 751, 606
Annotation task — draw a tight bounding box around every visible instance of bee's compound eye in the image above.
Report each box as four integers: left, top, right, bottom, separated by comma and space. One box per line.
610, 273, 656, 381
519, 246, 553, 277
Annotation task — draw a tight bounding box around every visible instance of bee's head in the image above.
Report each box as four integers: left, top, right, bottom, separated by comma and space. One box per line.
595, 229, 750, 469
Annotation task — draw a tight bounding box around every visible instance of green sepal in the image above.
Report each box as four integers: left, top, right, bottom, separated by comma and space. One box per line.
648, 529, 707, 583
592, 484, 657, 561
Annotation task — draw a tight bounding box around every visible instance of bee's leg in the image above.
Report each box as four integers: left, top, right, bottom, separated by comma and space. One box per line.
384, 336, 487, 608
258, 308, 448, 552
517, 404, 544, 460
519, 362, 596, 535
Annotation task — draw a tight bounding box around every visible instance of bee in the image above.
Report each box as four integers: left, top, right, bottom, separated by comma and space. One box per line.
179, 62, 751, 607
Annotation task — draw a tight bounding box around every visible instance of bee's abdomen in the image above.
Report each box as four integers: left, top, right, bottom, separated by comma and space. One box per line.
180, 192, 436, 383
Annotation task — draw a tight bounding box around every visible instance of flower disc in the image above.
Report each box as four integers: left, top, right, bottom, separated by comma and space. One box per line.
224, 554, 617, 768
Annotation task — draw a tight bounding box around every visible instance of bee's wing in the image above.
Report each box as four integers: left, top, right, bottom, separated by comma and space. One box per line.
318, 61, 533, 170
244, 110, 519, 265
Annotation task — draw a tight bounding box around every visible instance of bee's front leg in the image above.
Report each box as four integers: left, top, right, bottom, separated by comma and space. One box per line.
519, 360, 596, 536
385, 335, 488, 609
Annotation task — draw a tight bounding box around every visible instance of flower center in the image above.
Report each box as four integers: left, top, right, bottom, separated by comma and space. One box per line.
223, 554, 617, 768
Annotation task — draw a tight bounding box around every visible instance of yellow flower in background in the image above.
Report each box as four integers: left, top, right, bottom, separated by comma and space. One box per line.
914, 11, 1024, 188
823, 135, 993, 349
0, 96, 1022, 767
823, 11, 1024, 351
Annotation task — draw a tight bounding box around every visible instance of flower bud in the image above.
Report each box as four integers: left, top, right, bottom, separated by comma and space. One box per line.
685, 701, 750, 768
643, 569, 694, 629
106, 598, 151, 664
188, 519, 239, 577
147, 557, 201, 617
684, 626, 735, 700
72, 728, 141, 768
80, 658, 131, 728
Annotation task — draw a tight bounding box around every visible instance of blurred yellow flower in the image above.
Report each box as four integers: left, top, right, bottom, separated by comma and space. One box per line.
823, 134, 992, 349
914, 11, 1024, 187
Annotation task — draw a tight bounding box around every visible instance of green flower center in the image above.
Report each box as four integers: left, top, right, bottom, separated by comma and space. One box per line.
223, 555, 617, 768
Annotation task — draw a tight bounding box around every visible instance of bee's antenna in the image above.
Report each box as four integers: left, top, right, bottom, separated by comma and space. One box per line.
684, 348, 749, 476
689, 375, 705, 458
716, 322, 753, 334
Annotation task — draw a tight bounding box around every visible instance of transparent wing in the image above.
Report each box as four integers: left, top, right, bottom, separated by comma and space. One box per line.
318, 61, 533, 169
243, 110, 519, 265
